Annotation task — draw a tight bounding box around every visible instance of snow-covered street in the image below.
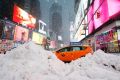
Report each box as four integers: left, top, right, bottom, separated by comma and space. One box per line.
0, 41, 120, 80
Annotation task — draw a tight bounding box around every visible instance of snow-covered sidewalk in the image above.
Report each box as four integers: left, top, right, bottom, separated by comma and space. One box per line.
0, 41, 120, 80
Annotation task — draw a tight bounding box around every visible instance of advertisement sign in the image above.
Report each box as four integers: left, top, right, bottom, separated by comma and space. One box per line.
14, 26, 29, 42
96, 28, 119, 52
2, 21, 15, 40
32, 32, 44, 44
96, 29, 116, 44
13, 4, 36, 29
93, 0, 109, 29
88, 0, 120, 34
107, 0, 120, 17
38, 20, 47, 34
87, 5, 95, 34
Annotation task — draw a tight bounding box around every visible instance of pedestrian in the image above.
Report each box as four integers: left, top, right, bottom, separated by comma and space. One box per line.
42, 37, 47, 49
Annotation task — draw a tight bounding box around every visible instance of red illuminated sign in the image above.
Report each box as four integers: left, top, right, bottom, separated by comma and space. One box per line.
13, 4, 36, 29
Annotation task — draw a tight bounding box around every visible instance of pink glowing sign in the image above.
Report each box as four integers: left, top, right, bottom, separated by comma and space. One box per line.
14, 26, 29, 41
88, 0, 120, 34
87, 5, 95, 34
107, 0, 120, 17
93, 0, 109, 29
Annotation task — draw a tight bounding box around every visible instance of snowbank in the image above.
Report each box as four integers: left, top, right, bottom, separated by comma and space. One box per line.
0, 41, 120, 80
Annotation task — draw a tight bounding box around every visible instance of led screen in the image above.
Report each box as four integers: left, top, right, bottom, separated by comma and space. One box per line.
32, 32, 44, 44
107, 0, 120, 17
88, 0, 120, 34
14, 26, 29, 41
87, 5, 95, 34
13, 4, 36, 29
93, 0, 109, 29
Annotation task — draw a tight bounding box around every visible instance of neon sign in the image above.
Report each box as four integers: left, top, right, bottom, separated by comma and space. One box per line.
13, 4, 36, 29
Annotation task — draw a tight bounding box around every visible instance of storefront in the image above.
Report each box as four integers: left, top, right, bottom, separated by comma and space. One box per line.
95, 27, 120, 53
80, 35, 95, 51
0, 20, 28, 53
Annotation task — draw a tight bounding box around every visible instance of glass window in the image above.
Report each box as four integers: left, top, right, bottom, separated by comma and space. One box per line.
72, 46, 81, 51
72, 46, 87, 51
58, 47, 70, 52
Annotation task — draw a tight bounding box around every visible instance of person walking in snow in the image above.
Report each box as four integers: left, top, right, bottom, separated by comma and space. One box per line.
42, 36, 47, 50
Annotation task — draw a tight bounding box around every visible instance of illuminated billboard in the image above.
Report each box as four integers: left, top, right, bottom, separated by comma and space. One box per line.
95, 28, 119, 53
107, 0, 120, 17
14, 26, 29, 42
88, 0, 120, 34
93, 0, 109, 29
13, 4, 36, 29
32, 32, 44, 44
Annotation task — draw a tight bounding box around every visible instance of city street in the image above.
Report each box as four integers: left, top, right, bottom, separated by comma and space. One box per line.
0, 0, 120, 80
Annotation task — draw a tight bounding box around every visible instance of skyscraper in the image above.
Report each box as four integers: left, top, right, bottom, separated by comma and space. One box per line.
39, 0, 75, 48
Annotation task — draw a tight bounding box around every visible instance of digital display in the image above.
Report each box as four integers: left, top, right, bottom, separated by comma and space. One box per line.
88, 0, 120, 34
13, 4, 36, 29
14, 26, 29, 42
32, 32, 44, 44
93, 0, 109, 29
87, 5, 95, 34
107, 0, 120, 17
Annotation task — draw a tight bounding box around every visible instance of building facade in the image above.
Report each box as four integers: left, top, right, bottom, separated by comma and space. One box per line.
73, 0, 120, 53
0, 0, 42, 39
0, 0, 46, 53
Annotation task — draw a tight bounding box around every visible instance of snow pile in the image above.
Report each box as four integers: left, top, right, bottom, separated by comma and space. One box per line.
0, 41, 55, 80
69, 50, 120, 80
0, 41, 120, 80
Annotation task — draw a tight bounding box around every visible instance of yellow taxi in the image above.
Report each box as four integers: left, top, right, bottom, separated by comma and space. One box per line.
54, 45, 93, 62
